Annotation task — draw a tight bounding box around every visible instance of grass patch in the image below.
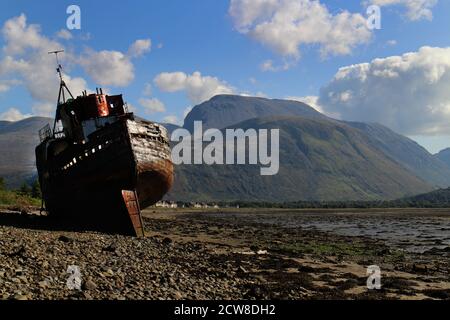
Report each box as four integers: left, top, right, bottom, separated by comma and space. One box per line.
0, 189, 41, 207
273, 240, 377, 257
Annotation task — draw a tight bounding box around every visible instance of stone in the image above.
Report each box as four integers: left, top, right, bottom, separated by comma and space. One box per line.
106, 269, 114, 277
103, 243, 118, 253
38, 280, 50, 289
14, 268, 24, 275
83, 280, 97, 291
413, 264, 429, 273
83, 292, 93, 300
239, 266, 248, 273
58, 235, 72, 243
298, 265, 315, 273
13, 294, 28, 300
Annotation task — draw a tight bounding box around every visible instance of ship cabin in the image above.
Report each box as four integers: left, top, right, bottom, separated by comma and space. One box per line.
53, 89, 129, 144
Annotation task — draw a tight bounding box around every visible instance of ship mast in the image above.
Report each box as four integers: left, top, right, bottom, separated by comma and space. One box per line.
48, 50, 74, 133
49, 50, 74, 105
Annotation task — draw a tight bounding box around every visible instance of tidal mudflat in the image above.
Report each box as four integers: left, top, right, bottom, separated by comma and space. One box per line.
0, 207, 448, 300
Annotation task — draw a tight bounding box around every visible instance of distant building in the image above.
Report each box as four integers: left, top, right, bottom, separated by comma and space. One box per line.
170, 202, 178, 208
154, 201, 178, 208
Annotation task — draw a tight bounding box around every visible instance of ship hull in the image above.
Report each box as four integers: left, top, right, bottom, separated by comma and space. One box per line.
36, 117, 173, 236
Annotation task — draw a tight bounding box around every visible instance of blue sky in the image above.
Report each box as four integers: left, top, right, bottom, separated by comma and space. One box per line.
1, 0, 450, 153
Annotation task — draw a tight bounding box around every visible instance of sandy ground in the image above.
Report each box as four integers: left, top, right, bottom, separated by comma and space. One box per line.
0, 207, 449, 300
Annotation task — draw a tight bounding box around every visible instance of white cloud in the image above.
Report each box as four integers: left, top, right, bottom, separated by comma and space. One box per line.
183, 106, 193, 118
286, 96, 323, 112
154, 71, 234, 104
125, 102, 137, 113
0, 15, 89, 110
128, 39, 152, 57
142, 82, 153, 96
2, 14, 60, 55
368, 0, 438, 21
285, 95, 340, 118
229, 0, 372, 61
31, 102, 54, 117
162, 115, 181, 125
139, 98, 166, 114
0, 107, 32, 121
318, 46, 450, 135
260, 59, 292, 72
80, 33, 92, 41
154, 72, 188, 92
79, 49, 134, 87
0, 79, 21, 93
240, 91, 268, 98
386, 39, 398, 46
56, 29, 73, 40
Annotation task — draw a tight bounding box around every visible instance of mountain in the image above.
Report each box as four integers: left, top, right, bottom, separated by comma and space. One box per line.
167, 116, 433, 202
182, 95, 450, 189
435, 148, 450, 168
0, 117, 52, 187
183, 95, 326, 132
399, 187, 450, 206
345, 122, 450, 188
160, 123, 182, 136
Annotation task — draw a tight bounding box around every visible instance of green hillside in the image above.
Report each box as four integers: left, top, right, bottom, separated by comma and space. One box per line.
167, 116, 433, 202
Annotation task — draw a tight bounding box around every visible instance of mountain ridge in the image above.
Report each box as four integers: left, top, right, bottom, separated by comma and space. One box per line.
183, 95, 327, 132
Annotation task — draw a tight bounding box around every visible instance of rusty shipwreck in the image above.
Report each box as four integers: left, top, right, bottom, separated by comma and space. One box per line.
35, 52, 173, 237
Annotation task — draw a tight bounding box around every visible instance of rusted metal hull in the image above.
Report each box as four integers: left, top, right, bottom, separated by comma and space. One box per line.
35, 117, 173, 236
127, 120, 174, 208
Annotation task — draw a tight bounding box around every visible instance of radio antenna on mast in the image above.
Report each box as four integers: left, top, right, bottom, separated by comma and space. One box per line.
48, 50, 74, 105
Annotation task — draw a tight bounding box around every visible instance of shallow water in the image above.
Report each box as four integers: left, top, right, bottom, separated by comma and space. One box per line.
209, 210, 450, 253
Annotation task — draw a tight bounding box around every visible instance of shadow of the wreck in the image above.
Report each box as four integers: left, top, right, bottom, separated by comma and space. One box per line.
0, 210, 130, 235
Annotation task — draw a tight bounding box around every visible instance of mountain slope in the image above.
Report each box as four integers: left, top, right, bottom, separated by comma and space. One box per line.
0, 117, 52, 187
160, 123, 182, 136
168, 116, 432, 202
183, 95, 326, 132
345, 122, 450, 188
435, 148, 450, 168
399, 187, 450, 206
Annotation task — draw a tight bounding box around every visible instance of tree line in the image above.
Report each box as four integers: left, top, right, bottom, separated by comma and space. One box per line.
0, 177, 41, 198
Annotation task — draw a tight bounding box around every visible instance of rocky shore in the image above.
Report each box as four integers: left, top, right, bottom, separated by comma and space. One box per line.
0, 208, 449, 300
